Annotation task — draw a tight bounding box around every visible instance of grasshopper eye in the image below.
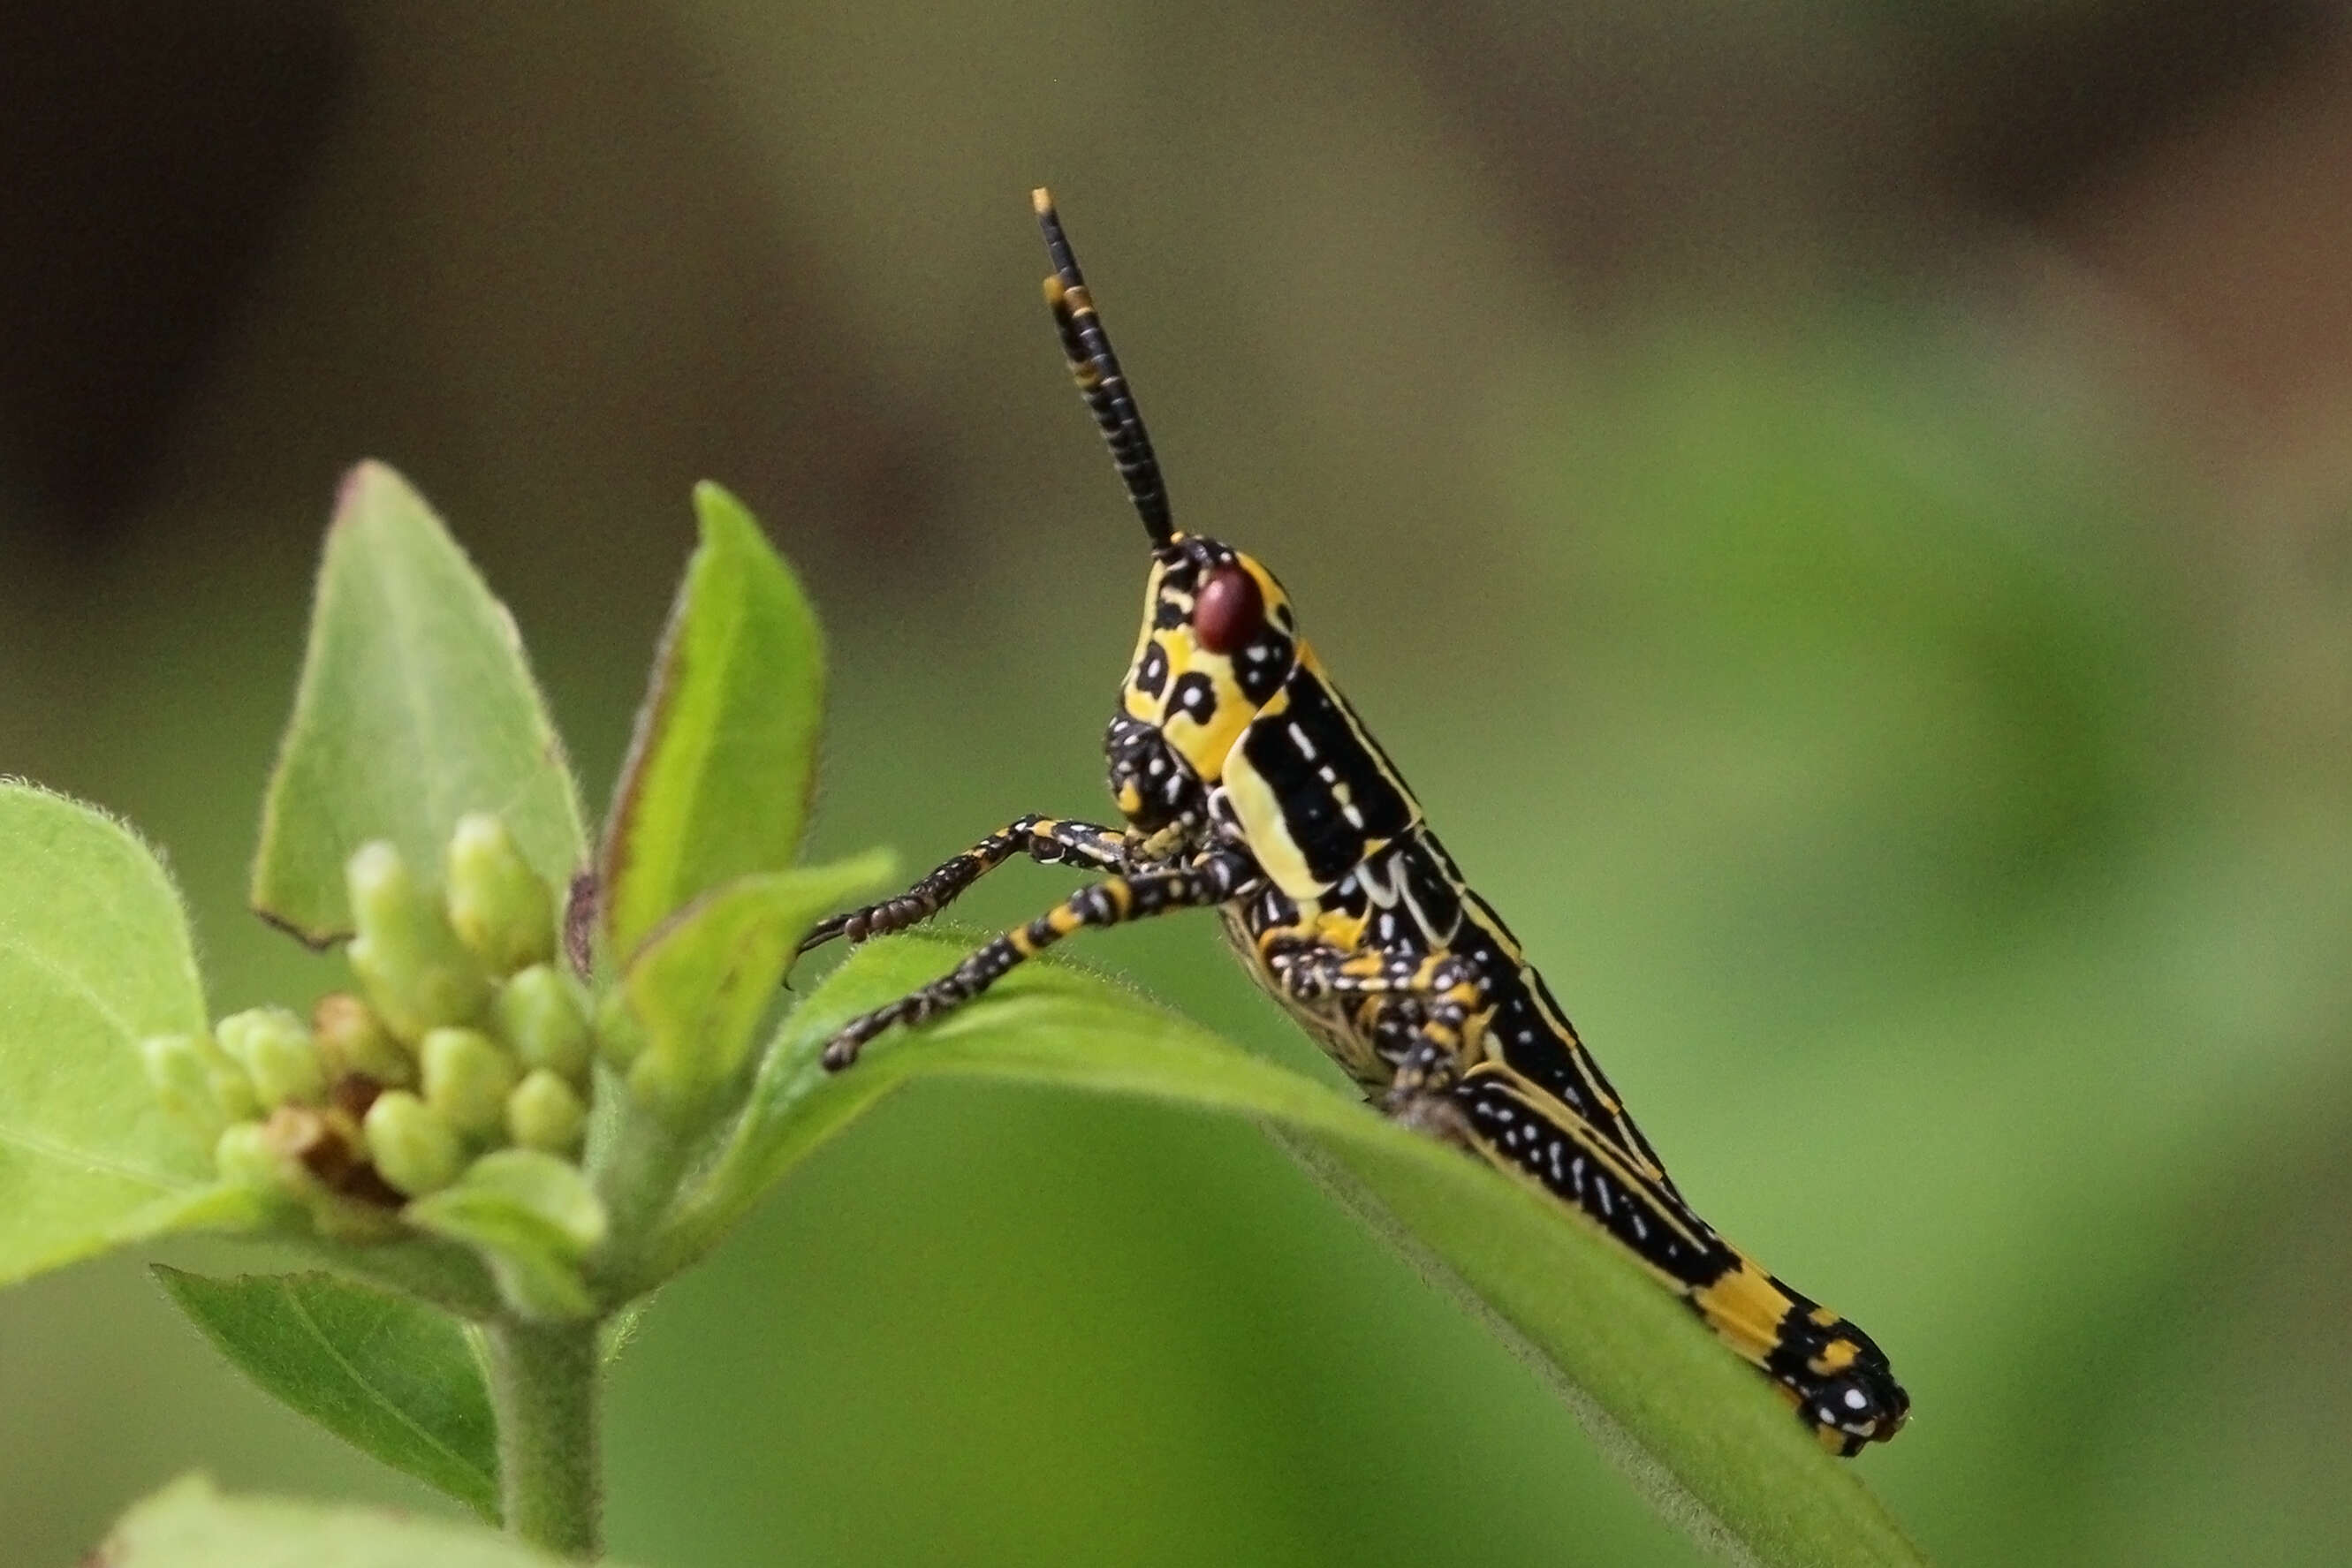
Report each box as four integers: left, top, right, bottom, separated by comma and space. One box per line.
1194, 564, 1264, 654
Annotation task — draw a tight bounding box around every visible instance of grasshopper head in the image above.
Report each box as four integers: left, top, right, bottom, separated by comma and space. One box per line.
1108, 534, 1300, 830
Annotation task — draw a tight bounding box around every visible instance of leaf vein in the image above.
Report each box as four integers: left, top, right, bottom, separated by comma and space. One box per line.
0, 934, 146, 1043
0, 1120, 178, 1189
283, 1284, 493, 1491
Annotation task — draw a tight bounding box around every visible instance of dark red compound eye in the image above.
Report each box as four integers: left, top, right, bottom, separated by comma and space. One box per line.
1193, 563, 1265, 653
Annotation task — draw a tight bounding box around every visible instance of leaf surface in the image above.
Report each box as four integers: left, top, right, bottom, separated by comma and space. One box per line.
0, 783, 220, 1284
155, 1268, 497, 1518
601, 482, 825, 962
99, 1473, 649, 1567
252, 462, 587, 943
620, 852, 891, 1117
667, 932, 1929, 1568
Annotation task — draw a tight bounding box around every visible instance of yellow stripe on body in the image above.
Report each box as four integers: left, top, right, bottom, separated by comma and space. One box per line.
1218, 731, 1322, 898
1689, 1254, 1799, 1366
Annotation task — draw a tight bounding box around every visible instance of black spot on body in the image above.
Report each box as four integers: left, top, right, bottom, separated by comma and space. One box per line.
1134, 641, 1169, 697
1233, 631, 1292, 703
1172, 671, 1216, 722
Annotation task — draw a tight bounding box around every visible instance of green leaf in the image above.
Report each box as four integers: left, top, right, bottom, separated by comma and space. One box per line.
666, 933, 1927, 1568
406, 1150, 606, 1321
600, 482, 825, 962
98, 1473, 649, 1567
619, 852, 891, 1118
153, 1268, 497, 1519
252, 461, 588, 945
0, 783, 228, 1285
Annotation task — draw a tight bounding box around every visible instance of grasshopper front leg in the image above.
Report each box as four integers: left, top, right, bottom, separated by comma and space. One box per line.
799, 814, 1143, 955
820, 848, 1262, 1069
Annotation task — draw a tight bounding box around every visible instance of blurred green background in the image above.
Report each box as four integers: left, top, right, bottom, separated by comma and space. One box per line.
6, 3, 2352, 1563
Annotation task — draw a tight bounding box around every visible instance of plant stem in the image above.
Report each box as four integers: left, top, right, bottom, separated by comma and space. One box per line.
484, 1315, 602, 1558
589, 1100, 692, 1298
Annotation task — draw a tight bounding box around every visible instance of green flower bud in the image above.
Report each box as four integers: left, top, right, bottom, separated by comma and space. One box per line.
505, 1069, 587, 1155
421, 1026, 518, 1139
593, 987, 646, 1070
460, 1148, 608, 1257
362, 1089, 466, 1196
493, 964, 592, 1080
142, 1034, 229, 1139
143, 1029, 262, 1127
346, 841, 491, 1041
446, 814, 556, 975
214, 1121, 287, 1189
216, 1006, 327, 1110
209, 1054, 262, 1123
312, 992, 414, 1087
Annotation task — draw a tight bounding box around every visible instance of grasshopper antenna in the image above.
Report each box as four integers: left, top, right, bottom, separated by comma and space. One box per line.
1034, 188, 1174, 548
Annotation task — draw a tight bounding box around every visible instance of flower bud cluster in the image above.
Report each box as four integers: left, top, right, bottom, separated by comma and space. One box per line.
140, 814, 620, 1241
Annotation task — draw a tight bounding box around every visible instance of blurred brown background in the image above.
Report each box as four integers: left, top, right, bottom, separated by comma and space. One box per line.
5, 3, 2352, 1564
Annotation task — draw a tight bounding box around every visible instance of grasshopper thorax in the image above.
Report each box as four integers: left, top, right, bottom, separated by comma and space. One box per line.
1107, 532, 1299, 833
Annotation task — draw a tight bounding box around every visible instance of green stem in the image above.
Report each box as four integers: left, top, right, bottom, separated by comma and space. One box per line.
589, 1100, 692, 1298
484, 1315, 602, 1558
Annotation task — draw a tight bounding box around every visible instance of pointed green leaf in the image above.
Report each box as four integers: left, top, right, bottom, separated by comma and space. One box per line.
665, 933, 1927, 1568
99, 1473, 651, 1567
252, 462, 588, 944
600, 483, 825, 961
0, 783, 228, 1285
620, 851, 891, 1118
153, 1268, 497, 1518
